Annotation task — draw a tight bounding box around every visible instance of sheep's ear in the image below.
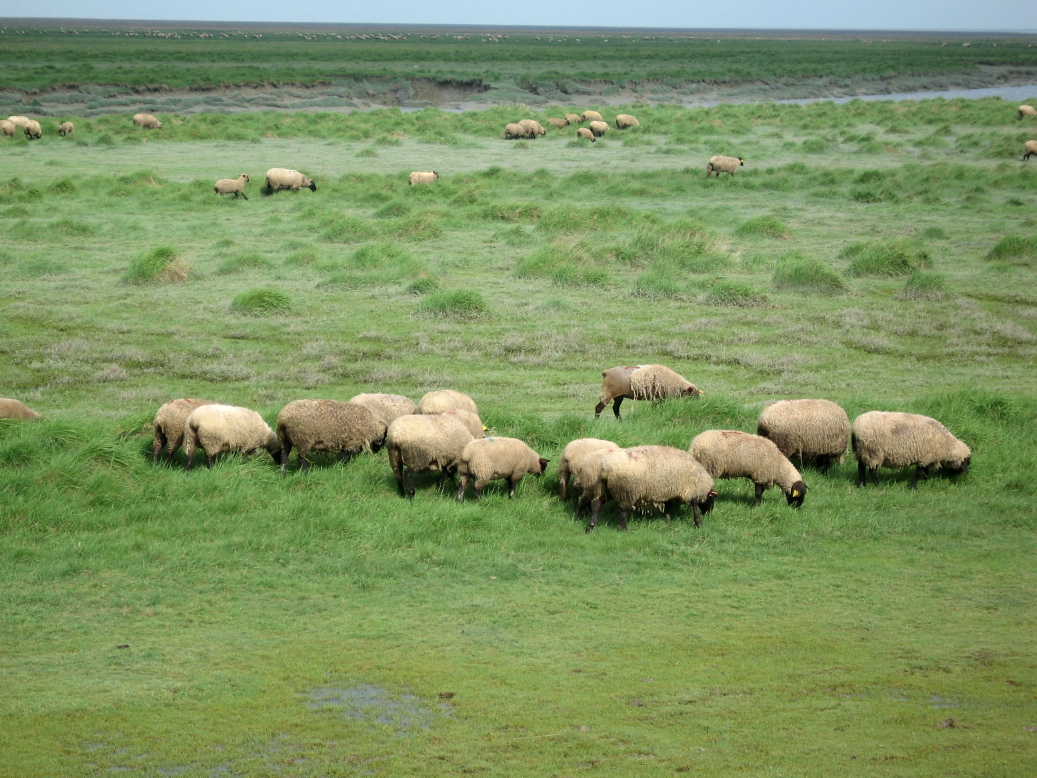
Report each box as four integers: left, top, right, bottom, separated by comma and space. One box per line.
538, 457, 550, 470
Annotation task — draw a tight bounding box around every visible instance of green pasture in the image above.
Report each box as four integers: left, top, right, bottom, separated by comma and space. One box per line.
1, 95, 1036, 776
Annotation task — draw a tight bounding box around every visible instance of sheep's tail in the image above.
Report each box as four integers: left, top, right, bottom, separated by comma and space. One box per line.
182, 420, 199, 459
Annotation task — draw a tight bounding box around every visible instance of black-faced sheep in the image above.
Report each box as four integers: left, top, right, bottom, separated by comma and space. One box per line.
182, 404, 280, 470
615, 114, 640, 129
518, 119, 546, 138
23, 120, 42, 140
1018, 105, 1036, 120
577, 127, 596, 142
557, 437, 619, 500
588, 120, 609, 137
408, 171, 440, 185
851, 411, 971, 489
456, 436, 548, 501
276, 399, 387, 474
58, 122, 75, 137
595, 364, 703, 419
688, 430, 807, 507
417, 389, 478, 417
0, 398, 42, 420
132, 113, 162, 129
756, 399, 850, 473
0, 120, 15, 137
504, 123, 526, 140
152, 398, 216, 464
263, 168, 316, 194
386, 412, 484, 498
1023, 140, 1037, 161
214, 174, 249, 199
706, 155, 744, 178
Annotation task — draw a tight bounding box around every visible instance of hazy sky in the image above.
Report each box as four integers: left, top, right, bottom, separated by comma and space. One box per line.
3, 0, 1034, 33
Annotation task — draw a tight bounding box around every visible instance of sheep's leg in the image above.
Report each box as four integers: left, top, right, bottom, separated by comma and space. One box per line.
299, 455, 309, 474
404, 467, 416, 498
240, 192, 248, 200
691, 502, 703, 528
753, 482, 765, 507
664, 499, 680, 526
594, 400, 607, 418
587, 497, 605, 532
612, 396, 624, 420
507, 477, 518, 499
618, 508, 629, 531
185, 450, 195, 471
559, 472, 568, 501
910, 465, 929, 490
152, 433, 166, 464
456, 473, 468, 502
205, 453, 215, 469
857, 460, 867, 487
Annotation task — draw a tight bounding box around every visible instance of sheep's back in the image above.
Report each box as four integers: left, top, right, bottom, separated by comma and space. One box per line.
757, 399, 850, 459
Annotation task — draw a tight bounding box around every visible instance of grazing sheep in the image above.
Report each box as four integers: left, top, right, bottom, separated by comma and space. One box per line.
571, 445, 624, 517
518, 119, 547, 138
58, 121, 74, 137
851, 411, 971, 489
6, 116, 31, 129
595, 364, 703, 419
132, 113, 162, 129
557, 437, 619, 500
565, 113, 582, 124
386, 412, 483, 498
615, 114, 640, 129
1018, 105, 1037, 120
263, 167, 316, 194
0, 120, 15, 137
152, 398, 216, 464
417, 389, 478, 417
581, 110, 603, 123
1023, 140, 1037, 161
757, 399, 850, 473
182, 404, 280, 470
588, 120, 609, 137
706, 155, 744, 177
276, 399, 387, 474
689, 430, 807, 507
588, 445, 717, 532
0, 398, 42, 420
408, 171, 440, 185
214, 174, 250, 199
456, 436, 549, 501
547, 117, 569, 129
504, 122, 526, 140
347, 393, 418, 427
577, 127, 596, 142
23, 120, 42, 140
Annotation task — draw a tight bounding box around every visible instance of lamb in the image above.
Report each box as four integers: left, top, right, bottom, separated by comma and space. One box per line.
1018, 105, 1037, 120
851, 411, 971, 489
0, 120, 15, 137
577, 127, 596, 142
547, 117, 569, 129
456, 436, 549, 502
756, 399, 850, 473
408, 171, 440, 185
615, 114, 640, 129
518, 118, 546, 138
0, 398, 42, 420
58, 122, 75, 137
182, 404, 280, 470
504, 122, 527, 140
565, 113, 582, 125
386, 411, 485, 497
588, 445, 717, 532
263, 168, 316, 194
347, 393, 418, 427
6, 116, 31, 129
588, 120, 609, 137
581, 110, 603, 123
595, 364, 703, 419
1023, 140, 1037, 161
417, 389, 478, 417
706, 155, 744, 177
276, 399, 388, 474
132, 113, 162, 129
23, 120, 42, 140
214, 174, 249, 199
688, 430, 807, 507
557, 437, 618, 500
151, 398, 216, 464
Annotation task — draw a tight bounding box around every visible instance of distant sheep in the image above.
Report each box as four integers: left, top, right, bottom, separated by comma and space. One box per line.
214, 174, 249, 199
0, 120, 15, 137
386, 412, 484, 497
547, 117, 569, 129
417, 389, 478, 417
689, 430, 807, 507
0, 398, 42, 420
581, 110, 603, 123
519, 119, 546, 138
504, 122, 526, 140
615, 114, 640, 129
408, 171, 440, 185
6, 116, 31, 129
58, 121, 75, 137
557, 437, 618, 500
456, 436, 548, 501
183, 404, 280, 470
706, 155, 744, 177
1018, 105, 1036, 120
152, 398, 216, 464
23, 120, 41, 140
565, 113, 582, 125
588, 120, 609, 137
1023, 140, 1037, 161
851, 411, 971, 489
347, 393, 418, 427
577, 127, 596, 142
595, 364, 703, 419
263, 168, 316, 194
757, 399, 850, 473
276, 399, 387, 474
588, 445, 717, 532
132, 113, 162, 129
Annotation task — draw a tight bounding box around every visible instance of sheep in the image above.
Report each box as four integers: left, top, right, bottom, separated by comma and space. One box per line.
706, 155, 744, 177
0, 120, 15, 137
214, 174, 249, 199
756, 399, 850, 473
417, 389, 478, 417
577, 127, 596, 142
276, 399, 388, 474
851, 411, 971, 489
1018, 105, 1037, 120
588, 120, 609, 137
1023, 140, 1037, 161
565, 113, 582, 125
386, 412, 485, 498
151, 398, 216, 464
519, 118, 547, 138
6, 116, 31, 129
615, 114, 640, 129
408, 171, 440, 185
58, 121, 75, 137
587, 445, 717, 532
557, 437, 618, 500
581, 110, 603, 123
594, 364, 703, 419
263, 168, 316, 194
0, 398, 42, 420
23, 120, 42, 140
547, 117, 569, 129
132, 113, 162, 129
689, 430, 807, 507
456, 436, 548, 501
504, 122, 526, 140
182, 404, 280, 470
347, 393, 418, 427
571, 445, 624, 517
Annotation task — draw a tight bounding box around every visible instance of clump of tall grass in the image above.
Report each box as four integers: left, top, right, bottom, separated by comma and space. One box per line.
416, 289, 489, 319
230, 288, 293, 315
406, 277, 439, 295
622, 220, 731, 272
772, 253, 849, 295
516, 240, 612, 286
734, 214, 791, 239
122, 245, 188, 284
898, 270, 951, 300
842, 239, 931, 277
703, 280, 767, 307
218, 253, 272, 274
985, 235, 1037, 265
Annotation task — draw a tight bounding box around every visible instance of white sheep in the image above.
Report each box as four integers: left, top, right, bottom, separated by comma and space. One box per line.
58, 122, 75, 137
1018, 105, 1036, 120
1023, 140, 1037, 161
132, 113, 162, 129
456, 436, 549, 501
504, 122, 526, 140
263, 168, 316, 194
214, 174, 249, 199
615, 114, 640, 129
518, 119, 546, 138
386, 412, 484, 497
347, 393, 418, 427
152, 398, 216, 464
571, 445, 624, 518
182, 404, 280, 470
276, 399, 387, 474
6, 116, 31, 129
689, 430, 807, 507
851, 411, 971, 489
0, 120, 15, 137
23, 120, 42, 140
0, 398, 42, 420
581, 110, 603, 123
557, 437, 618, 500
547, 117, 569, 129
417, 389, 478, 417
577, 127, 596, 142
595, 364, 703, 419
756, 399, 850, 473
706, 155, 744, 178
408, 171, 440, 185
565, 113, 582, 124
588, 120, 609, 137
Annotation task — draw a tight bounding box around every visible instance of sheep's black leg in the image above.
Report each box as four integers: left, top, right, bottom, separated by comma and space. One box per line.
587, 497, 604, 532
691, 502, 703, 528
612, 397, 624, 420
753, 482, 765, 506
618, 508, 629, 531
910, 465, 929, 490
299, 455, 309, 474
594, 400, 606, 418
404, 467, 416, 498
870, 467, 880, 487
857, 460, 867, 487
508, 478, 518, 499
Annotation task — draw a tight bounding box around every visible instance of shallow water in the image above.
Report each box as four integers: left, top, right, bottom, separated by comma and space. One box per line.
736, 83, 1037, 106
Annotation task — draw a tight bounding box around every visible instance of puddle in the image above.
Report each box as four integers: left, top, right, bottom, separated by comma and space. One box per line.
307, 683, 451, 735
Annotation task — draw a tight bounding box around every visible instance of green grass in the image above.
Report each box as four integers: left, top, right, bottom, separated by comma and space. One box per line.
1, 82, 1036, 777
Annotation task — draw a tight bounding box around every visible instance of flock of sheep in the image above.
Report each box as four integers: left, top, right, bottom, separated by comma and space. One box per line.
1, 361, 972, 532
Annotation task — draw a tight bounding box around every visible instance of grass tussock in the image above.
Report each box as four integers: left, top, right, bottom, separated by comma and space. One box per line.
415, 289, 489, 319
899, 270, 951, 300
842, 238, 932, 277
122, 245, 188, 284
230, 288, 293, 315
703, 279, 768, 307
773, 252, 850, 295
734, 214, 792, 239
986, 235, 1037, 264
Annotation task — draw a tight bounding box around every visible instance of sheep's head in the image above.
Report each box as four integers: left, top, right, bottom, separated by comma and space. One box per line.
785, 480, 807, 508
307, 179, 317, 192
683, 384, 705, 397
944, 442, 971, 474
535, 457, 550, 475
699, 489, 718, 515
737, 157, 745, 166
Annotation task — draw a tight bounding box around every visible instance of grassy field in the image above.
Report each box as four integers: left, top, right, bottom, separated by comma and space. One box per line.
2, 79, 1037, 776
